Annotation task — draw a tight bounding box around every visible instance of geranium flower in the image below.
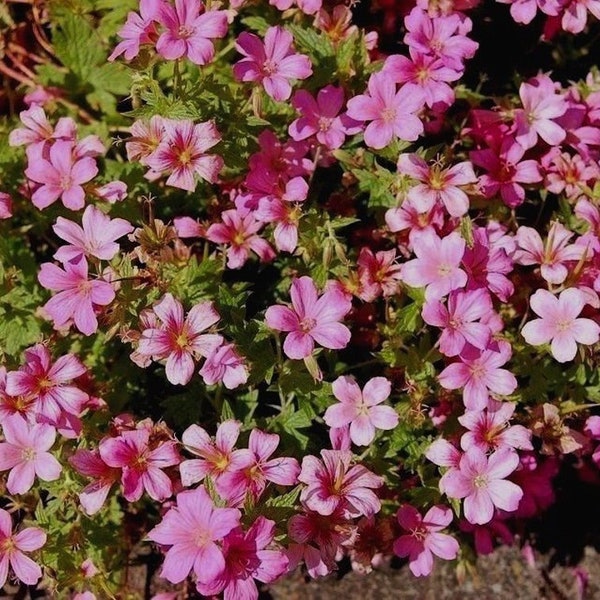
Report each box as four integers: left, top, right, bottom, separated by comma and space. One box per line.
108, 0, 162, 61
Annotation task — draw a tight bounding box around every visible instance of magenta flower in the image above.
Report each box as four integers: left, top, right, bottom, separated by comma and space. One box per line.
205, 208, 275, 269
0, 508, 46, 589
156, 0, 228, 65
288, 85, 360, 149
442, 447, 523, 525
219, 429, 300, 505
38, 256, 116, 336
137, 293, 223, 385
346, 72, 425, 150
521, 288, 600, 363
0, 192, 12, 219
5, 344, 88, 426
178, 420, 253, 491
53, 204, 134, 263
69, 449, 121, 515
265, 276, 352, 360
233, 26, 313, 102
147, 487, 241, 584
459, 401, 533, 453
393, 505, 459, 577
0, 415, 62, 494
401, 230, 467, 300
145, 119, 223, 191
514, 222, 585, 285
99, 429, 180, 502
196, 516, 289, 600
298, 449, 383, 518
324, 376, 398, 446
25, 140, 98, 210
438, 342, 518, 411
396, 153, 477, 217
199, 343, 249, 389
422, 289, 493, 357
108, 0, 162, 62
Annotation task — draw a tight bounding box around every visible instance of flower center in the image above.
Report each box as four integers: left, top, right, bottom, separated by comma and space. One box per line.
262, 60, 277, 76
21, 447, 36, 462
381, 107, 397, 124
556, 319, 572, 332
177, 25, 195, 39
473, 474, 488, 489
299, 317, 316, 333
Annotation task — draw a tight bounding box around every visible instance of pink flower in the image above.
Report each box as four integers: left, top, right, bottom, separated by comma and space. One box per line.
422, 289, 493, 357
396, 153, 477, 217
233, 27, 313, 102
0, 415, 62, 494
196, 516, 288, 600
53, 204, 133, 263
99, 429, 180, 502
521, 288, 600, 363
9, 106, 76, 150
219, 429, 300, 505
108, 0, 162, 61
438, 343, 518, 411
147, 487, 241, 584
298, 449, 383, 517
205, 208, 275, 269
0, 192, 12, 219
156, 0, 228, 65
178, 420, 252, 490
442, 447, 523, 525
345, 72, 425, 150
288, 85, 360, 150
38, 256, 116, 336
514, 222, 585, 285
25, 140, 98, 210
69, 449, 121, 515
137, 293, 223, 385
357, 248, 402, 302
514, 74, 567, 149
199, 343, 249, 389
401, 230, 467, 300
265, 276, 352, 359
145, 119, 223, 190
324, 376, 399, 446
459, 401, 533, 453
0, 508, 46, 588
393, 505, 459, 577
5, 344, 88, 426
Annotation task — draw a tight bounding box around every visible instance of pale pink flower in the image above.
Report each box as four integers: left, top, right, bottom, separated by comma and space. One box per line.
233, 27, 313, 102
145, 119, 223, 191
126, 115, 166, 164
178, 420, 253, 490
438, 342, 518, 411
99, 429, 180, 502
68, 449, 121, 515
0, 415, 62, 494
206, 208, 275, 269
270, 0, 322, 14
495, 0, 561, 24
559, 0, 600, 33
514, 222, 585, 285
459, 401, 533, 453
156, 0, 228, 65
5, 344, 88, 426
442, 447, 523, 525
147, 487, 241, 584
345, 72, 425, 150
544, 152, 599, 200
288, 85, 360, 150
0, 508, 46, 588
393, 505, 459, 577
521, 288, 600, 363
514, 74, 567, 150
199, 343, 249, 389
422, 288, 493, 357
38, 256, 116, 336
25, 140, 98, 210
396, 153, 477, 217
298, 449, 383, 517
0, 192, 12, 219
384, 196, 445, 243
324, 376, 399, 446
9, 106, 76, 150
265, 276, 352, 359
0, 367, 37, 423
426, 438, 463, 495
95, 180, 128, 203
108, 0, 162, 61
53, 204, 133, 263
401, 230, 467, 300
137, 293, 223, 385
357, 248, 403, 302
196, 516, 289, 600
